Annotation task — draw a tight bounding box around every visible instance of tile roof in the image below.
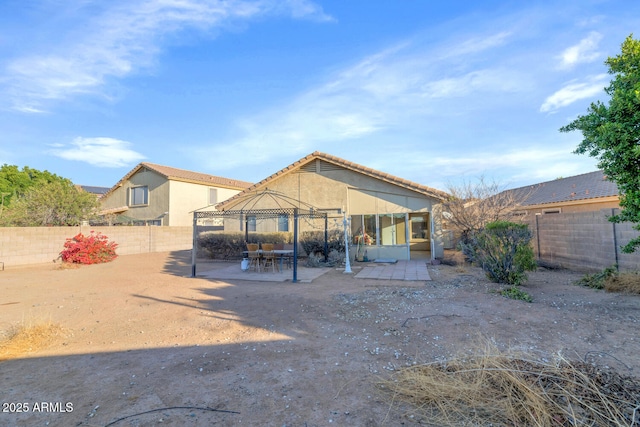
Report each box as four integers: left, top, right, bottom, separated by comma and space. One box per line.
103, 162, 253, 198
217, 151, 449, 210
509, 170, 619, 206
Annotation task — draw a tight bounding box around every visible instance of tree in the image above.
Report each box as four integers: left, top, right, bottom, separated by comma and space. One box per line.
442, 176, 530, 239
0, 164, 69, 208
0, 180, 99, 226
560, 34, 640, 253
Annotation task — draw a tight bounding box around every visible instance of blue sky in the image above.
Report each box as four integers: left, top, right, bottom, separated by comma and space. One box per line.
1, 0, 639, 192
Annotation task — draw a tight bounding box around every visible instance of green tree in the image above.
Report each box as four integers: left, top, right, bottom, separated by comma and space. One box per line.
560, 34, 640, 253
0, 180, 99, 226
0, 164, 68, 208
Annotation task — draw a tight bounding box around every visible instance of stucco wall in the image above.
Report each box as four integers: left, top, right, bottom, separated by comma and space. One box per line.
0, 226, 193, 268
221, 160, 444, 259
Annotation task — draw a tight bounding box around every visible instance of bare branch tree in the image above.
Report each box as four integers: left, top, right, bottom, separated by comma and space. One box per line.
442, 176, 531, 237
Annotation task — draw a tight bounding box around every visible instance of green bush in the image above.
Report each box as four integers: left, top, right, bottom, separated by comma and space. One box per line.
499, 286, 533, 302
198, 232, 293, 259
459, 221, 537, 286
575, 265, 618, 289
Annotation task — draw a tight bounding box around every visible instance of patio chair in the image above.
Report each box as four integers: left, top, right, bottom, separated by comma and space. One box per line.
246, 243, 261, 272
261, 243, 277, 272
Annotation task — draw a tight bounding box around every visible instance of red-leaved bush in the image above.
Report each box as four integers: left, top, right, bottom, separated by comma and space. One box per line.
60, 231, 118, 264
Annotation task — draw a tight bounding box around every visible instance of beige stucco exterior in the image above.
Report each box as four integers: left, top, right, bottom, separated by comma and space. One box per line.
100, 165, 247, 226
220, 157, 446, 260
519, 196, 620, 216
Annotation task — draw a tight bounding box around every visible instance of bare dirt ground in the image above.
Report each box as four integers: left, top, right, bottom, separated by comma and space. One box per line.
1, 251, 639, 427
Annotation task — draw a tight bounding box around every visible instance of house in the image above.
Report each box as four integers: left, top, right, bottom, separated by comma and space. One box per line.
510, 170, 620, 216
216, 151, 449, 261
78, 185, 110, 199
99, 163, 253, 226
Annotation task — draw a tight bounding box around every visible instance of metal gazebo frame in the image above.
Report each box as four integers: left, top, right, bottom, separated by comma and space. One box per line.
191, 191, 329, 283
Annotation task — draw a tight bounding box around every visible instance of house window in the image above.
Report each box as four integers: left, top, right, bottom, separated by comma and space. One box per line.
379, 214, 406, 245
278, 214, 289, 232
130, 186, 148, 206
247, 215, 256, 232
351, 214, 377, 246
542, 208, 561, 214
209, 188, 218, 205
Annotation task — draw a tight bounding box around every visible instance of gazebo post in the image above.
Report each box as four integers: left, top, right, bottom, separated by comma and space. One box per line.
293, 208, 299, 283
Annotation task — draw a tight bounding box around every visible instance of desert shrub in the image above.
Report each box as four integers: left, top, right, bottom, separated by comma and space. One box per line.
300, 229, 345, 256
459, 221, 536, 285
499, 286, 533, 302
382, 342, 640, 427
60, 232, 118, 264
304, 249, 345, 268
605, 271, 640, 293
575, 265, 618, 289
198, 232, 293, 259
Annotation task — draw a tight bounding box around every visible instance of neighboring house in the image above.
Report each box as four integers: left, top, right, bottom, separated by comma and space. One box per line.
509, 170, 620, 216
100, 163, 253, 226
78, 185, 110, 199
216, 151, 449, 261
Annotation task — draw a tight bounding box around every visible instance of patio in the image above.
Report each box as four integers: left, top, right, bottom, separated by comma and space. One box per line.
196, 259, 431, 282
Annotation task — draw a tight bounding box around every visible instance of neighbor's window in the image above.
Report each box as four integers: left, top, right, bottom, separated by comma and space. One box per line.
247, 215, 256, 232
542, 208, 561, 214
130, 186, 148, 206
209, 188, 218, 205
278, 214, 289, 232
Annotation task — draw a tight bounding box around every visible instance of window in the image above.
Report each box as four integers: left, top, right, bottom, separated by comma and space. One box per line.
350, 214, 377, 245
130, 186, 148, 206
543, 208, 561, 214
278, 214, 289, 232
379, 214, 406, 245
209, 188, 218, 205
247, 215, 256, 232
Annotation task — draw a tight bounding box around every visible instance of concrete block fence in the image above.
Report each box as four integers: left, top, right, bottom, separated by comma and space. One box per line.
0, 226, 193, 268
526, 208, 640, 272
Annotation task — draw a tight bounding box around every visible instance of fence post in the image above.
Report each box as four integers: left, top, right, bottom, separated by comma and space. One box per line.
191, 212, 197, 277
612, 208, 619, 270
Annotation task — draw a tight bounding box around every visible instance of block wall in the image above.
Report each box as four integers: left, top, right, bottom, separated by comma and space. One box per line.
0, 226, 193, 268
525, 209, 640, 272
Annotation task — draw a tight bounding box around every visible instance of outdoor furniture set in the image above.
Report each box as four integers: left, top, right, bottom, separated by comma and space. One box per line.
243, 243, 294, 273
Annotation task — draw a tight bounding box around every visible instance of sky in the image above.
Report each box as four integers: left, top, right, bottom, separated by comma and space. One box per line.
1, 0, 639, 192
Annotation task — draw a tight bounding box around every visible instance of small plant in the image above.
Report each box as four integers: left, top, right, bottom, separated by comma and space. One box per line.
575, 265, 617, 289
60, 231, 118, 264
499, 286, 533, 302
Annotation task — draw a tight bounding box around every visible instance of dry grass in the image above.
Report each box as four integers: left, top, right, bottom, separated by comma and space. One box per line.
606, 271, 640, 294
381, 343, 640, 426
0, 319, 65, 361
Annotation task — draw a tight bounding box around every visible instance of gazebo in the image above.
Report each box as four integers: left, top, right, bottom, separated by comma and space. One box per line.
191, 190, 330, 282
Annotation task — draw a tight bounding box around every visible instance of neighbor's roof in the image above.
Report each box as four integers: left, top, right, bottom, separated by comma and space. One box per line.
217, 151, 449, 210
510, 170, 619, 206
79, 185, 110, 195
103, 162, 253, 198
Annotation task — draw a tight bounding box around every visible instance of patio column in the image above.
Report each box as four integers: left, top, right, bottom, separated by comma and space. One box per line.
293, 208, 299, 283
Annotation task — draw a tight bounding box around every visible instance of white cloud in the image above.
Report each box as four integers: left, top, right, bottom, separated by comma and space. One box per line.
558, 31, 603, 69
540, 74, 608, 112
3, 0, 332, 113
51, 137, 146, 167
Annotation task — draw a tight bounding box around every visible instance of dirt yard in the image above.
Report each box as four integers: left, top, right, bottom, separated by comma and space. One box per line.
1, 251, 639, 426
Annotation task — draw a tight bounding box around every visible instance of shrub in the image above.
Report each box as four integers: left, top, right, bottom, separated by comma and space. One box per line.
575, 265, 618, 289
198, 232, 293, 259
60, 232, 118, 264
300, 229, 345, 256
499, 286, 533, 302
459, 221, 536, 285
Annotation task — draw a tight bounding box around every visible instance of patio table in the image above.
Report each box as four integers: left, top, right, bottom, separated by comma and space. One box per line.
242, 249, 294, 272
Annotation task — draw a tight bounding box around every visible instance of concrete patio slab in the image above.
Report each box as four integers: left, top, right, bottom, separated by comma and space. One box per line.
197, 262, 331, 283
353, 260, 431, 281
